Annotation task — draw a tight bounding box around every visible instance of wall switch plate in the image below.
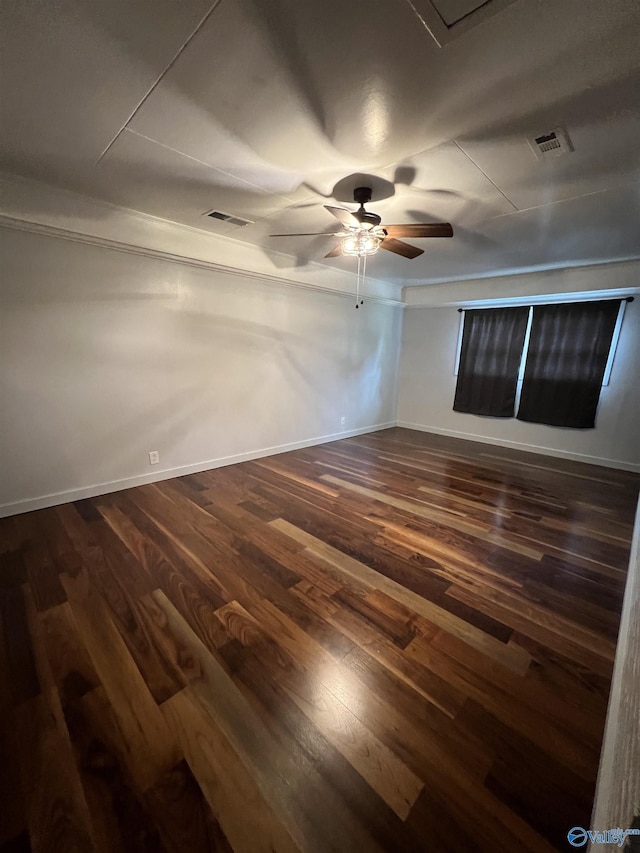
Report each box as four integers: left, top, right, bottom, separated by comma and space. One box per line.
148, 450, 160, 465
340, 416, 346, 427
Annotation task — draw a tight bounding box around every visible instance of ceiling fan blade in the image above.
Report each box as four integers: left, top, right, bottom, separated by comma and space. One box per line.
324, 205, 360, 228
324, 244, 343, 258
380, 237, 424, 259
383, 223, 453, 238
270, 231, 340, 237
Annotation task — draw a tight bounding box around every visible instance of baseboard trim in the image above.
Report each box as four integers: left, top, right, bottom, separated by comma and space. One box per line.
5, 419, 635, 518
396, 421, 640, 473
0, 422, 396, 518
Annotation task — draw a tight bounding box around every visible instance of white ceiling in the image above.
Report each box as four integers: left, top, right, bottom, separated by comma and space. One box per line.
1, 0, 639, 286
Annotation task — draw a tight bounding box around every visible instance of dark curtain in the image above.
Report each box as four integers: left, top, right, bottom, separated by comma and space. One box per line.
517, 299, 620, 429
453, 307, 529, 417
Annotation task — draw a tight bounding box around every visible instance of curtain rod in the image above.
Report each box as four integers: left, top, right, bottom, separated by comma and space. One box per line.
457, 296, 634, 312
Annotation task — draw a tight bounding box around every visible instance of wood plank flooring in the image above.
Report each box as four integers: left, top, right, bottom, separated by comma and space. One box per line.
1, 428, 638, 852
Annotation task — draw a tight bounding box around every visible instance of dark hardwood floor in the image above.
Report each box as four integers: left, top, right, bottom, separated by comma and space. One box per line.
1, 428, 638, 852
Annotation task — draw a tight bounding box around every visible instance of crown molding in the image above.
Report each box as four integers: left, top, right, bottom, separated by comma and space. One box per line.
0, 171, 403, 306
0, 214, 404, 308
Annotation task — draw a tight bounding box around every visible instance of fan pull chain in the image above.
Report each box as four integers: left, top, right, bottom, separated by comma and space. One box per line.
355, 253, 366, 309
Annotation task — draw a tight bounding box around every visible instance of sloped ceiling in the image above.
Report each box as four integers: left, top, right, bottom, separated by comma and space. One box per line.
1, 0, 639, 286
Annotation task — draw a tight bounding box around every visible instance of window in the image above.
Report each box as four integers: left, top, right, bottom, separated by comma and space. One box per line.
453, 299, 625, 429
517, 300, 621, 428
453, 307, 529, 417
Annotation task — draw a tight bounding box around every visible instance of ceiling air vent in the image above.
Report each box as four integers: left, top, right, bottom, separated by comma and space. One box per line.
204, 210, 252, 227
528, 127, 574, 160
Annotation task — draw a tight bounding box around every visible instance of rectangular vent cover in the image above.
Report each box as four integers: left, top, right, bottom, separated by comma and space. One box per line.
204, 210, 252, 227
529, 127, 574, 160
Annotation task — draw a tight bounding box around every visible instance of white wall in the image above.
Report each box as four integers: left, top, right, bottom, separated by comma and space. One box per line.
0, 226, 402, 515
403, 258, 640, 306
397, 298, 640, 471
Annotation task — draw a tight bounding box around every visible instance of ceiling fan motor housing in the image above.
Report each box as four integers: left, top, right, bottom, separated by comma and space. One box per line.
356, 210, 382, 228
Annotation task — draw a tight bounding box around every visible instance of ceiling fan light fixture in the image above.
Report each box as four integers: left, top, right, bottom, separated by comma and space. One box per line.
341, 231, 381, 257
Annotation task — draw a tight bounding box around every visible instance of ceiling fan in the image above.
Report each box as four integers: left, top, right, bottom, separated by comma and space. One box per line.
271, 186, 453, 259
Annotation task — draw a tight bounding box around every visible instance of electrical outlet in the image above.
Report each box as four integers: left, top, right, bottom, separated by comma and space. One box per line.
148, 450, 160, 465
340, 416, 346, 427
